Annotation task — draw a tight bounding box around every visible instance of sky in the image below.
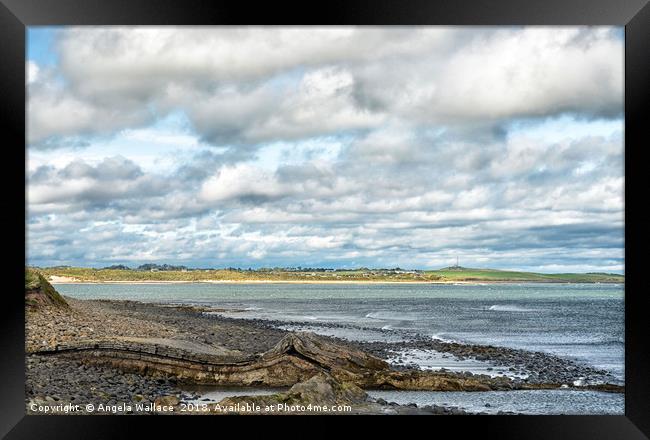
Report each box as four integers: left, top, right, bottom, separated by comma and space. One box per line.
26, 26, 625, 272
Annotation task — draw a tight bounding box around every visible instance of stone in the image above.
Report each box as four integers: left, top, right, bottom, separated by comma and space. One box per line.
214, 373, 368, 413
154, 395, 180, 407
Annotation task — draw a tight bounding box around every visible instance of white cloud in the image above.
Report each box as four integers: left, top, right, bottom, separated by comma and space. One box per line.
198, 164, 290, 202
29, 27, 623, 147
26, 27, 624, 271
429, 28, 623, 121
27, 61, 40, 84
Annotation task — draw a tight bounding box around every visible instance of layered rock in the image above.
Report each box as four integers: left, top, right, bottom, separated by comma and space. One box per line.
33, 331, 523, 391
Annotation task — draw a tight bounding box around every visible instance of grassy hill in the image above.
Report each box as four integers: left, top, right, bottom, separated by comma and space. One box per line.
25, 268, 69, 308
34, 266, 624, 284
427, 267, 624, 283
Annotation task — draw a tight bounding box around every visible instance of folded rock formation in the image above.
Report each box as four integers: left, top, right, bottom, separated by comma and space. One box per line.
32, 331, 518, 391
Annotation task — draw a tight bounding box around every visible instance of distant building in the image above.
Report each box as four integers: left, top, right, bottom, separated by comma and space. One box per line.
449, 256, 463, 271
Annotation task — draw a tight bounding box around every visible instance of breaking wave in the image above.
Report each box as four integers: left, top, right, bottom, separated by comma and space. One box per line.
487, 305, 535, 312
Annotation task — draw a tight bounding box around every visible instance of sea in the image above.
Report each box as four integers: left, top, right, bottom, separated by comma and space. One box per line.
54, 281, 625, 414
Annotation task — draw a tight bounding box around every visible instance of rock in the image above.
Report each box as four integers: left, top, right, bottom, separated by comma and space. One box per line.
262, 332, 389, 374
214, 373, 368, 413
284, 373, 367, 405
154, 395, 180, 407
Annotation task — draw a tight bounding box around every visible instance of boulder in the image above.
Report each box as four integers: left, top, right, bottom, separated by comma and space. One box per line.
262, 332, 389, 374
214, 372, 368, 413
284, 372, 368, 405
154, 395, 180, 407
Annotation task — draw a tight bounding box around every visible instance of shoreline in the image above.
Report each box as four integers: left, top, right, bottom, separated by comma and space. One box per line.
26, 294, 624, 415
48, 277, 624, 285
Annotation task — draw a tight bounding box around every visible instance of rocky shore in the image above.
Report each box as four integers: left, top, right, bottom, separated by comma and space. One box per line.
197, 313, 621, 388
25, 280, 622, 415
26, 297, 480, 414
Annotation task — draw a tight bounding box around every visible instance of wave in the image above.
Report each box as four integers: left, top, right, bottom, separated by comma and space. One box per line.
364, 311, 419, 321
607, 337, 625, 345
431, 333, 456, 343
550, 337, 625, 346
583, 336, 624, 345
365, 312, 396, 319
487, 305, 535, 312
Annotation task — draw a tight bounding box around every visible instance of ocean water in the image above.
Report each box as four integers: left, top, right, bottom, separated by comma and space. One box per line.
55, 282, 624, 414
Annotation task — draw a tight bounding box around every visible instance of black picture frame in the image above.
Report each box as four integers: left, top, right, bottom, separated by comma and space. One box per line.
2, 0, 648, 438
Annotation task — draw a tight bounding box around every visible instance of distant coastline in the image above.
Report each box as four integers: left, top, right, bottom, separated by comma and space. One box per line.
47, 278, 536, 285
41, 268, 625, 285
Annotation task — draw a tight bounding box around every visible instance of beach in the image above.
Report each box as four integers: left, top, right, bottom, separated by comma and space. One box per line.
26, 279, 624, 415
47, 276, 503, 285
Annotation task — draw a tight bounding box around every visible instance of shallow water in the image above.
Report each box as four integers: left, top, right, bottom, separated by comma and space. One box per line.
56, 282, 624, 379
384, 348, 529, 379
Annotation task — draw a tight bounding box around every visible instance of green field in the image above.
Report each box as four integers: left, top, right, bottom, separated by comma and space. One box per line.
426, 268, 624, 283
33, 266, 624, 284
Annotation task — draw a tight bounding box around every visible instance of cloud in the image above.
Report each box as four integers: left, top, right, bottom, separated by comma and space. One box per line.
29, 27, 623, 149
28, 156, 169, 206
198, 164, 290, 202
26, 27, 624, 271
27, 126, 624, 270
26, 61, 40, 84
27, 69, 153, 146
